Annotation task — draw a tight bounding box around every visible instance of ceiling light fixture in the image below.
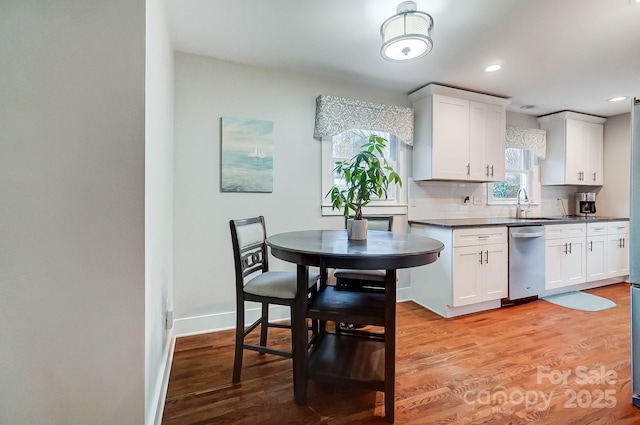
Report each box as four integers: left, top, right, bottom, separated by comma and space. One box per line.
484, 64, 502, 73
380, 1, 433, 62
609, 96, 627, 102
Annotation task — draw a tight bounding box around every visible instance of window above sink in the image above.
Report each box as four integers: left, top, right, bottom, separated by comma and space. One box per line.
488, 148, 538, 205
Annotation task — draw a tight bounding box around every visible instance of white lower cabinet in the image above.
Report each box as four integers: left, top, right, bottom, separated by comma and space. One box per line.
410, 220, 628, 318
607, 221, 630, 278
410, 225, 507, 317
586, 235, 607, 282
586, 223, 608, 282
545, 224, 586, 290
452, 242, 508, 307
546, 221, 629, 291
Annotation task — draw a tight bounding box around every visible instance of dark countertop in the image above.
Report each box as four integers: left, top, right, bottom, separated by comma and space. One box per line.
409, 216, 629, 229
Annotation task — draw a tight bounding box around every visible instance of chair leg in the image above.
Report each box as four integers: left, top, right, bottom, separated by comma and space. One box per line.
232, 301, 245, 383
260, 302, 269, 348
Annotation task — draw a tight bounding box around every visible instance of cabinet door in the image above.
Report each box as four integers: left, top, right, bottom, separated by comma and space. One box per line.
432, 95, 470, 180
564, 237, 586, 285
565, 120, 589, 185
452, 246, 483, 306
586, 236, 607, 282
545, 239, 566, 289
482, 243, 508, 300
608, 234, 630, 277
587, 122, 604, 185
470, 102, 506, 182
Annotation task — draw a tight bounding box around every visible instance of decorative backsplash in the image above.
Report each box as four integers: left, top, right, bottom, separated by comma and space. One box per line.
408, 179, 581, 220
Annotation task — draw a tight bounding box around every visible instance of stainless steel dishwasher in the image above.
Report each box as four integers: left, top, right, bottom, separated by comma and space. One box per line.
508, 225, 545, 301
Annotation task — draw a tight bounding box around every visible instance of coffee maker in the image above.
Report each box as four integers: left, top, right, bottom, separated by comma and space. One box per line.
575, 192, 597, 217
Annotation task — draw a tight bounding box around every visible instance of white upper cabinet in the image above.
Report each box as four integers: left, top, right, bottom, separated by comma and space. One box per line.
538, 111, 606, 186
409, 84, 509, 182
430, 95, 470, 180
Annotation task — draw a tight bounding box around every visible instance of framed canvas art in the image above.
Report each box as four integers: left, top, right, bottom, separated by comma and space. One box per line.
221, 117, 273, 193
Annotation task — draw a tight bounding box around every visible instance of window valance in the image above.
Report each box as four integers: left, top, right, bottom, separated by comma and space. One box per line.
505, 125, 547, 159
313, 95, 414, 146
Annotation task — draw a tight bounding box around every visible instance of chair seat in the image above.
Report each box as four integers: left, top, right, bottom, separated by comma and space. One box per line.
333, 268, 385, 281
244, 271, 320, 299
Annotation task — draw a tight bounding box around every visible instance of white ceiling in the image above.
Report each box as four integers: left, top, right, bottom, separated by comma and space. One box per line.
167, 0, 640, 117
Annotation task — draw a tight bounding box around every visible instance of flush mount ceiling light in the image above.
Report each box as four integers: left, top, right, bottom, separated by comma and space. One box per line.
380, 1, 433, 62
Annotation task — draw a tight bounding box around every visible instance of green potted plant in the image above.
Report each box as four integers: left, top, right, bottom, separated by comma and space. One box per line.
326, 134, 402, 240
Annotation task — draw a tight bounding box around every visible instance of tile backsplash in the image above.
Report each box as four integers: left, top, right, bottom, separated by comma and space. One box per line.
408, 179, 582, 220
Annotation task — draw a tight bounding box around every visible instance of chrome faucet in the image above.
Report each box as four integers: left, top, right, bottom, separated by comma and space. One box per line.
516, 188, 530, 218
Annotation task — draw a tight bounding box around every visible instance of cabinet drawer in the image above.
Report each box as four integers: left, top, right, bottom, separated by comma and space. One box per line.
587, 223, 608, 236
545, 223, 586, 240
608, 221, 629, 235
453, 226, 507, 247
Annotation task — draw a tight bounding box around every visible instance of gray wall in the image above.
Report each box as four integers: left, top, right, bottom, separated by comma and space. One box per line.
599, 113, 631, 217
0, 2, 145, 424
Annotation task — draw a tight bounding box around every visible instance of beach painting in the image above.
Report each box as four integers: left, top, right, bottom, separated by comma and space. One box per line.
221, 117, 274, 193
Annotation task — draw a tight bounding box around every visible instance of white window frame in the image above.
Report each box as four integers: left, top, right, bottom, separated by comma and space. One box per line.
321, 131, 408, 216
488, 148, 541, 205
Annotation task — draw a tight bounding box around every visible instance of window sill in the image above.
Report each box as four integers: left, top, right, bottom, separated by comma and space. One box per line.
321, 204, 408, 217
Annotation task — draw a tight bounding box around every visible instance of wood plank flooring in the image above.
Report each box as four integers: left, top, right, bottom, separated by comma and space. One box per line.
162, 283, 640, 424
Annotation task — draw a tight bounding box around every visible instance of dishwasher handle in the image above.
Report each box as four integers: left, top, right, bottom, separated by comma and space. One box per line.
511, 231, 545, 238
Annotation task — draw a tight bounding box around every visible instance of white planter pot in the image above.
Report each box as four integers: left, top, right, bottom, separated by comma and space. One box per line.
347, 218, 368, 240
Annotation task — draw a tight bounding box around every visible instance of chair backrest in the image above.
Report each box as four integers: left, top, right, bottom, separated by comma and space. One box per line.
230, 216, 269, 291
344, 215, 394, 231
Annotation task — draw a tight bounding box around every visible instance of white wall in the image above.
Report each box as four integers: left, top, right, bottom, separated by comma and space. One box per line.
599, 113, 631, 217
0, 2, 145, 424
173, 52, 410, 334
145, 0, 174, 424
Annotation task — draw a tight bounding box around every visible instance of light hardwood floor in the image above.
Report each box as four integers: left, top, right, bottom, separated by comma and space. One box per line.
162, 283, 640, 424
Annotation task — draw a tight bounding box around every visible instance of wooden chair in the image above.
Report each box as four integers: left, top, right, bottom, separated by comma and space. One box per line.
229, 216, 320, 383
334, 215, 394, 293
333, 216, 393, 332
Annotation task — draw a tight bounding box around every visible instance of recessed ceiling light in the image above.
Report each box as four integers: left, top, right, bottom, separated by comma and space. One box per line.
484, 64, 502, 72
520, 105, 535, 110
609, 96, 627, 102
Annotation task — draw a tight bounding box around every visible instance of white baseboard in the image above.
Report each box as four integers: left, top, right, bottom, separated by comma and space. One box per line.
148, 331, 175, 425
173, 287, 413, 337
173, 304, 291, 336
540, 276, 629, 298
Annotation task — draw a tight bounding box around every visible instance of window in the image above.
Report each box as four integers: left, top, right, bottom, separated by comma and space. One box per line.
490, 148, 536, 203
321, 129, 406, 216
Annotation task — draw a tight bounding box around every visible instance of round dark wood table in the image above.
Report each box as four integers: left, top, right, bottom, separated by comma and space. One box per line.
267, 229, 443, 423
